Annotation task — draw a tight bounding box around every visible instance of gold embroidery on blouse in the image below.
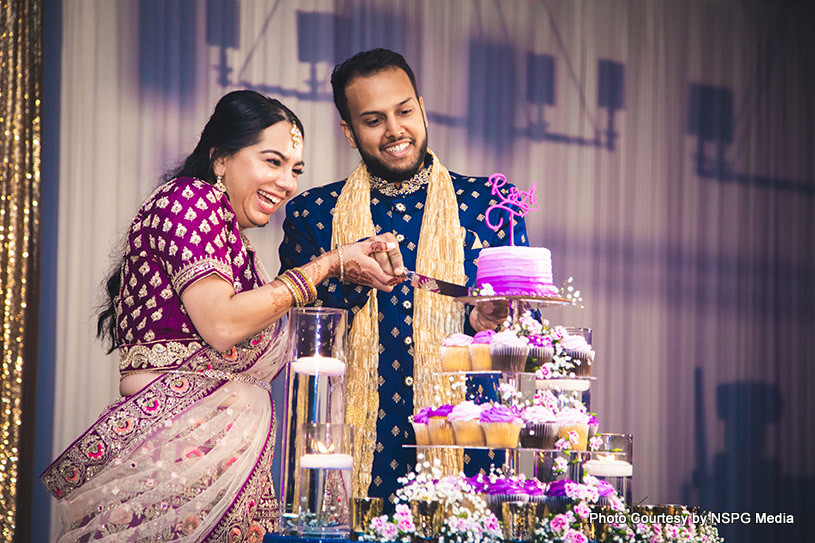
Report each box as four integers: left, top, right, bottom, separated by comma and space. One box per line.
119, 340, 203, 371
172, 256, 232, 292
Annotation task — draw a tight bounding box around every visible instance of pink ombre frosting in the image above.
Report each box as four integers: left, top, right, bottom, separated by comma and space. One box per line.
448, 401, 484, 422
489, 330, 528, 349
479, 405, 523, 424
443, 333, 473, 347
475, 246, 558, 297
556, 407, 590, 425
472, 330, 496, 344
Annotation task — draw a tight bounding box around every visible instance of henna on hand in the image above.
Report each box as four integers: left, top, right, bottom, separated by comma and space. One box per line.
344, 261, 377, 287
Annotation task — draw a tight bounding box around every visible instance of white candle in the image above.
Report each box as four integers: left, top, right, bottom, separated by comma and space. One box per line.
536, 378, 591, 392
300, 453, 353, 470
292, 356, 346, 376
583, 458, 633, 477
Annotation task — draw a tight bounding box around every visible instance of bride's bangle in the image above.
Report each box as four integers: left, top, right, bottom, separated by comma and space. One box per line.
337, 245, 346, 283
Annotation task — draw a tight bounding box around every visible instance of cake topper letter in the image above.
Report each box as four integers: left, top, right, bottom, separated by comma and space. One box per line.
484, 173, 539, 246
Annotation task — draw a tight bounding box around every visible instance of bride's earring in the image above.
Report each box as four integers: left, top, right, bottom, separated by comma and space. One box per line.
215, 174, 227, 194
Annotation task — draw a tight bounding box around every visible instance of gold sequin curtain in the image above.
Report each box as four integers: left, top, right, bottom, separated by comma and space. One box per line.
0, 0, 42, 539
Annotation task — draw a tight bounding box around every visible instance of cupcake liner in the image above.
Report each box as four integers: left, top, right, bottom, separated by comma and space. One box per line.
468, 343, 492, 371
543, 496, 573, 515
428, 418, 455, 445
565, 348, 593, 377
490, 345, 530, 373
451, 420, 486, 447
441, 346, 471, 372
528, 345, 554, 367
481, 421, 523, 448
412, 422, 430, 446
520, 422, 558, 449
485, 494, 529, 517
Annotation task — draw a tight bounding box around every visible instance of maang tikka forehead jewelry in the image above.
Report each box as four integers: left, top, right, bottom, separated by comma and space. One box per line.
290, 123, 302, 149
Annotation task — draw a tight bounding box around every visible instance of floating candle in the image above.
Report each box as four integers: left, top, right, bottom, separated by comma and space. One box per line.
291, 356, 346, 376
583, 457, 633, 477
300, 453, 354, 470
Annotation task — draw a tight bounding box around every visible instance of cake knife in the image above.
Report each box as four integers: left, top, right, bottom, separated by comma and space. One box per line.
404, 270, 471, 298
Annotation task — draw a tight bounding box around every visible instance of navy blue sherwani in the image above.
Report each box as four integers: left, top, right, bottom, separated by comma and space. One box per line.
279, 161, 528, 505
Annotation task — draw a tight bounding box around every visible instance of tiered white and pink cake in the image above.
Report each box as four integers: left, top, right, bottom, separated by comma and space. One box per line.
475, 246, 559, 297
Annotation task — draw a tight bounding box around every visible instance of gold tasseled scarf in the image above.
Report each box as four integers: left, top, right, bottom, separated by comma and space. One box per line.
331, 150, 466, 498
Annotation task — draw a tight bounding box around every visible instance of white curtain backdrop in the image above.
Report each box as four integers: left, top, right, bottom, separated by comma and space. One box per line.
40, 1, 814, 541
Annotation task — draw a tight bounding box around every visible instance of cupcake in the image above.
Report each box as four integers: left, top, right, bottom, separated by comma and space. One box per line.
428, 404, 456, 445
448, 401, 486, 446
520, 404, 558, 449
587, 414, 599, 438
525, 334, 554, 372
479, 404, 524, 448
440, 333, 473, 371
521, 478, 549, 515
489, 330, 530, 373
555, 408, 590, 451
560, 333, 594, 377
544, 479, 575, 514
410, 406, 432, 446
469, 330, 495, 371
483, 477, 528, 517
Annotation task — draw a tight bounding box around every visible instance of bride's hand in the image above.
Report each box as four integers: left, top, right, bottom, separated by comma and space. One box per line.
341, 233, 405, 291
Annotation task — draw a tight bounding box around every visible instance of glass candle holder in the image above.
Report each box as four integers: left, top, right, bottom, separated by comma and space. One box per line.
410, 499, 444, 541
297, 423, 354, 537
584, 433, 634, 506
281, 307, 348, 532
501, 501, 537, 542
350, 497, 384, 540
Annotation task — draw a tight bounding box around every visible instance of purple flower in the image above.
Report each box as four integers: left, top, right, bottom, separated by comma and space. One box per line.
527, 334, 553, 348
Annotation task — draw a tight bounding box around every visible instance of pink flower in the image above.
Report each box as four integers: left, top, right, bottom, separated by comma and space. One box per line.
550, 514, 569, 534
397, 518, 415, 534
573, 501, 591, 519
381, 523, 399, 541
564, 529, 588, 543
556, 438, 571, 451
568, 430, 579, 444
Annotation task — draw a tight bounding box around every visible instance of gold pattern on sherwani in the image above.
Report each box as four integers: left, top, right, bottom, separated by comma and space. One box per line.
332, 150, 465, 498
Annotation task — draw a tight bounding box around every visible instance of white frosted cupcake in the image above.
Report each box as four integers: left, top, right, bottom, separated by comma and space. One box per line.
441, 333, 473, 371
468, 330, 495, 371
448, 401, 486, 446
560, 334, 594, 376
489, 330, 529, 373
555, 408, 590, 450
520, 404, 558, 449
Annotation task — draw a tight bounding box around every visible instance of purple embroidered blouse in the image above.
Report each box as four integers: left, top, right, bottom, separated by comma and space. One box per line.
115, 177, 262, 374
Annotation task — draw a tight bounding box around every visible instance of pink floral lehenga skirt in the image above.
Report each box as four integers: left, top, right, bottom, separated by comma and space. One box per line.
41, 322, 287, 542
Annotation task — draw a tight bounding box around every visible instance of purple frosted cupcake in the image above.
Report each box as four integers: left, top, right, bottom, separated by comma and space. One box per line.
483, 477, 528, 517
526, 334, 555, 370
410, 406, 432, 446
428, 404, 455, 445
479, 404, 523, 448
489, 330, 530, 372
545, 478, 576, 514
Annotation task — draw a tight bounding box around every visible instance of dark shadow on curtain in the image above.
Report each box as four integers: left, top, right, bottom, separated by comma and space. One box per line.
240, 8, 406, 102
467, 40, 517, 155
138, 0, 199, 95
688, 83, 814, 194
